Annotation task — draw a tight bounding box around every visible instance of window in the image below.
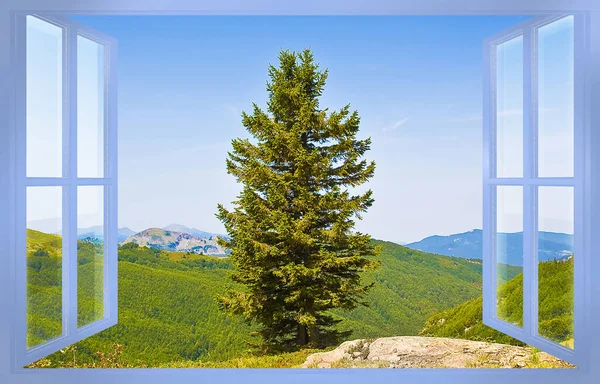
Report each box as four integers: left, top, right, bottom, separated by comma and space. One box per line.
0, 2, 596, 384
482, 15, 585, 366
15, 14, 118, 367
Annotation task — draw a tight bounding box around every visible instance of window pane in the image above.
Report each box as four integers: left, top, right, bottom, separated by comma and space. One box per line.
78, 36, 106, 178
496, 186, 523, 327
78, 186, 105, 327
26, 187, 62, 348
538, 16, 574, 178
26, 16, 63, 177
496, 36, 523, 178
538, 187, 574, 348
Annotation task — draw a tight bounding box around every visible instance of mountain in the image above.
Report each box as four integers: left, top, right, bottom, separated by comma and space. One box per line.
162, 224, 226, 240
117, 227, 137, 242
55, 227, 137, 243
406, 229, 573, 266
120, 228, 228, 256
27, 231, 494, 367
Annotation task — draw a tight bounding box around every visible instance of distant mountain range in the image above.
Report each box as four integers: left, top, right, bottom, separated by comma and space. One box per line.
68, 225, 573, 266
64, 224, 226, 244
406, 229, 573, 266
120, 228, 228, 256
57, 226, 137, 243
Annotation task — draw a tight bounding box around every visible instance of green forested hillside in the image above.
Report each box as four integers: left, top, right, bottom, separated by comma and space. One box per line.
26, 230, 63, 348
332, 240, 489, 338
26, 231, 521, 367
421, 258, 574, 347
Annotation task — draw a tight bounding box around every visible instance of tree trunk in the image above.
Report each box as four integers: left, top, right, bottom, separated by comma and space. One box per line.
309, 324, 319, 345
297, 324, 308, 346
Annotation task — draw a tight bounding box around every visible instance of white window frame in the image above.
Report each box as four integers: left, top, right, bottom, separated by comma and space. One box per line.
13, 13, 119, 368
482, 14, 588, 367
0, 1, 598, 384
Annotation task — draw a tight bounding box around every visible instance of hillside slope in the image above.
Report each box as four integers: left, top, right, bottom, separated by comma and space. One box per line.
421, 258, 574, 347
332, 240, 489, 338
26, 233, 518, 367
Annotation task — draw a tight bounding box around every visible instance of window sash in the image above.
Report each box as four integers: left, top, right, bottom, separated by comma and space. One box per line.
14, 14, 118, 368
482, 14, 587, 367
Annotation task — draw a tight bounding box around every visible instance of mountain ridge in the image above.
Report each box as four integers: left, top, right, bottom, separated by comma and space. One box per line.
120, 227, 228, 256
406, 229, 573, 266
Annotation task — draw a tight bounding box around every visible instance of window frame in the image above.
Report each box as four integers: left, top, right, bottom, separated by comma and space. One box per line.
0, 1, 598, 384
13, 13, 119, 368
481, 14, 588, 367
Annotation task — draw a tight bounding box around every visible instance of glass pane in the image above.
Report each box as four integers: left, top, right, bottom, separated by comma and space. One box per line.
26, 16, 63, 177
538, 187, 574, 348
78, 35, 106, 178
26, 187, 62, 348
538, 16, 574, 177
496, 36, 523, 178
78, 186, 105, 327
496, 186, 523, 326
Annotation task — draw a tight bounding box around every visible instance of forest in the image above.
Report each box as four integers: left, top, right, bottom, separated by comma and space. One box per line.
24, 229, 573, 368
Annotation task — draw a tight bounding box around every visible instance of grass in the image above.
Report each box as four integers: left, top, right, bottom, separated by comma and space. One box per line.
162, 349, 321, 368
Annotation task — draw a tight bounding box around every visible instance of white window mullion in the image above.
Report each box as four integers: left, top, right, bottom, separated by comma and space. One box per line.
522, 24, 535, 340
105, 38, 118, 324
60, 16, 71, 345
481, 31, 495, 327
66, 24, 78, 338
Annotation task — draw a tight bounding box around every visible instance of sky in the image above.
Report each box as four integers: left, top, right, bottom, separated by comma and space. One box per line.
26, 15, 575, 243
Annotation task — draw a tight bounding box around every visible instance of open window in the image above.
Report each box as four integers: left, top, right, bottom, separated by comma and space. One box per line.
482, 14, 586, 366
3, 8, 594, 379
15, 14, 118, 367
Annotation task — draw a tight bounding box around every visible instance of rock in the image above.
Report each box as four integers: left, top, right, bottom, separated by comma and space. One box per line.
301, 336, 574, 369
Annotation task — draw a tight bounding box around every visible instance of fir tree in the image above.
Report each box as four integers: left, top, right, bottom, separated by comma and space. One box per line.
216, 49, 378, 349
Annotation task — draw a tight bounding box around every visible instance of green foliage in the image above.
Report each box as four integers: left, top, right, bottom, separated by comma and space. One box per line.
421, 257, 574, 347
420, 296, 524, 345
538, 258, 574, 343
77, 239, 105, 327
26, 230, 63, 348
164, 349, 321, 368
496, 264, 524, 327
29, 244, 255, 367
216, 49, 378, 349
333, 240, 487, 339
27, 230, 494, 367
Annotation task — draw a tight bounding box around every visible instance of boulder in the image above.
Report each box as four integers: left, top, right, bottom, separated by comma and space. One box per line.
301, 336, 573, 368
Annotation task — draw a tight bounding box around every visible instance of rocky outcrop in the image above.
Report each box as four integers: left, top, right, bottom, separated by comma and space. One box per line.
302, 336, 573, 368
120, 228, 228, 256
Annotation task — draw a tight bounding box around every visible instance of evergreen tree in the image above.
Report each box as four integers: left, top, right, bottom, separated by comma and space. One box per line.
216, 49, 378, 349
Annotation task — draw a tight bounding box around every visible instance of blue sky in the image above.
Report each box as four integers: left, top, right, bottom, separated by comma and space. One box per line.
71, 15, 533, 243
26, 15, 575, 243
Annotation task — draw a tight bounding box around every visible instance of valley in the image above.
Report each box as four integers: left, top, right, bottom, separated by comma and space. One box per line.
24, 228, 572, 368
